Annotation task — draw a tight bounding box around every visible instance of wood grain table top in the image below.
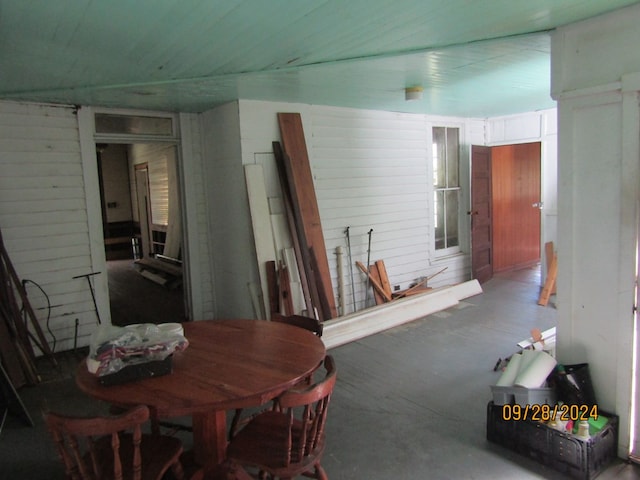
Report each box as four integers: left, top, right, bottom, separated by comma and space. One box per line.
76, 319, 327, 419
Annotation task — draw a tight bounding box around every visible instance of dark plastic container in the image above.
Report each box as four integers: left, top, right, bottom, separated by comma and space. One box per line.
486, 401, 618, 479
549, 363, 598, 408
98, 355, 173, 386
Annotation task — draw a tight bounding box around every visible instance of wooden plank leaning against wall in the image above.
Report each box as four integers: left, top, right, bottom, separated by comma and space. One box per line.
277, 113, 337, 320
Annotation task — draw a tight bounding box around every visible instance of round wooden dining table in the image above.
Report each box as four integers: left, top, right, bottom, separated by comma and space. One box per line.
76, 319, 326, 469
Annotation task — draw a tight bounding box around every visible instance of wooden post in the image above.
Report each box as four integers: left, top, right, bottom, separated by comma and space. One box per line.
544, 241, 557, 295
538, 252, 557, 306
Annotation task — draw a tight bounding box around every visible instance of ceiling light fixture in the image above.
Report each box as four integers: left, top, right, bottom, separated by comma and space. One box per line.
405, 86, 424, 101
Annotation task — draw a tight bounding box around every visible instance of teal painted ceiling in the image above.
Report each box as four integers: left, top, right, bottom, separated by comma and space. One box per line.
0, 0, 637, 117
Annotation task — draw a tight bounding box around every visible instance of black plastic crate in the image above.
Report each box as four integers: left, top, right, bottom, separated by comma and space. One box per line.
487, 401, 618, 479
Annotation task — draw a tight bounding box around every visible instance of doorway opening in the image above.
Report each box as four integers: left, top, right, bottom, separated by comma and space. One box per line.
96, 141, 186, 326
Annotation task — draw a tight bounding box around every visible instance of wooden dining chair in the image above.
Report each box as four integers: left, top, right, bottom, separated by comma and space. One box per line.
225, 355, 337, 480
228, 314, 324, 440
108, 402, 193, 437
44, 404, 185, 480
191, 460, 253, 480
270, 313, 324, 337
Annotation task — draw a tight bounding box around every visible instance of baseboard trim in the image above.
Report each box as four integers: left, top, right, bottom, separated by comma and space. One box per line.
323, 280, 482, 349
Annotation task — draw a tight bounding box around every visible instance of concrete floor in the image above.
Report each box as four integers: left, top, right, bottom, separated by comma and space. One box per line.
2, 266, 640, 479
323, 267, 639, 479
107, 259, 186, 326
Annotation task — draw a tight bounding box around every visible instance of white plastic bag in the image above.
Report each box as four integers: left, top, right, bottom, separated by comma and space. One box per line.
87, 323, 188, 376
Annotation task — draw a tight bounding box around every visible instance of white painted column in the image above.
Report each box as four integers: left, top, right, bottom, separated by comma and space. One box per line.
77, 107, 111, 325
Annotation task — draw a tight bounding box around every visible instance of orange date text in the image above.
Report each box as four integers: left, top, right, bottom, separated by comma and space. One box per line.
501, 404, 598, 422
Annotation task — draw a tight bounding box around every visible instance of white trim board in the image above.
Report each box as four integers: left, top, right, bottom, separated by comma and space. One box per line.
244, 164, 277, 320
323, 279, 482, 349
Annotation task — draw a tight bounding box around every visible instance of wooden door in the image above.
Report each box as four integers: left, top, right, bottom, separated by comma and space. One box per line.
491, 142, 541, 272
470, 146, 493, 283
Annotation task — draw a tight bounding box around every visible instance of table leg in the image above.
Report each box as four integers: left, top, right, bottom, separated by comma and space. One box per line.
192, 410, 228, 467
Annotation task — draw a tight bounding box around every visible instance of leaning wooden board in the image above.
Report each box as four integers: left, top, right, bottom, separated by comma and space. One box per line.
273, 141, 314, 317
244, 164, 277, 319
277, 113, 337, 319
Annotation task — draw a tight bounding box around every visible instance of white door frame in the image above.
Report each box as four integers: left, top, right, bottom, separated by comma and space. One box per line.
77, 107, 196, 323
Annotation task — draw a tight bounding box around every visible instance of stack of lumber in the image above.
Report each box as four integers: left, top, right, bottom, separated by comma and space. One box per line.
265, 260, 296, 318
271, 113, 337, 321
356, 259, 446, 305
0, 228, 55, 388
245, 114, 336, 321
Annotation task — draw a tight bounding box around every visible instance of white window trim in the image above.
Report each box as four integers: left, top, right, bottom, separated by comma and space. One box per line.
429, 121, 468, 260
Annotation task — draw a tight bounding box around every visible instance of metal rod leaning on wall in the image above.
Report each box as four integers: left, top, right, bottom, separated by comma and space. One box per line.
344, 227, 356, 313
364, 229, 373, 309
72, 272, 102, 325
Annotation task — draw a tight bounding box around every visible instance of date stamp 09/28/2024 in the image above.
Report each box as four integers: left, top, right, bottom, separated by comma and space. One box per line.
501, 403, 599, 423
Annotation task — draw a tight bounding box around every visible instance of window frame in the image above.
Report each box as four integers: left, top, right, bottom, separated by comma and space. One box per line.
430, 124, 465, 258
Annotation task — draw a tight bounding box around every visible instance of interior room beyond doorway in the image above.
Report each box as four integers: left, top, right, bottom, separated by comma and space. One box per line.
96, 141, 186, 326
107, 258, 185, 326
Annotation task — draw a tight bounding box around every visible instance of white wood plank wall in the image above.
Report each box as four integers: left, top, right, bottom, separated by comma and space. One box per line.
311, 107, 433, 313
0, 98, 556, 354
238, 101, 472, 317
178, 113, 215, 320
0, 101, 98, 353
130, 143, 173, 226
201, 102, 258, 320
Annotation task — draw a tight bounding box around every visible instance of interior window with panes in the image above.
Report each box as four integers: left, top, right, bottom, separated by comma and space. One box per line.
432, 126, 460, 253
